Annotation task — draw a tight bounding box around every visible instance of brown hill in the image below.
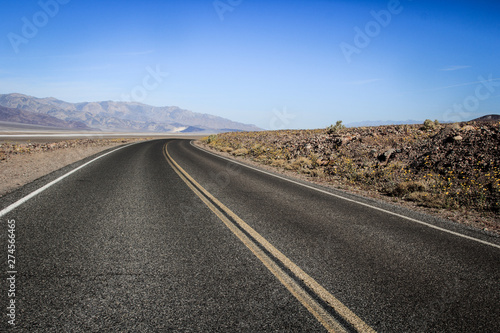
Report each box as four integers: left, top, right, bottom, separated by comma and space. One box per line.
472, 114, 500, 122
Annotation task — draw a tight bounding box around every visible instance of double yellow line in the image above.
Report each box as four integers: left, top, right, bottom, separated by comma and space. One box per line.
164, 142, 375, 333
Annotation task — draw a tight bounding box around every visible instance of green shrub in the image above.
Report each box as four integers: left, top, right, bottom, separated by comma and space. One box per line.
326, 120, 346, 134
205, 134, 218, 144
422, 119, 436, 130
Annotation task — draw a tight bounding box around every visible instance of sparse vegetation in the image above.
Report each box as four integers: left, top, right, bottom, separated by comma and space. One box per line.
206, 134, 217, 144
0, 138, 135, 161
326, 120, 346, 134
203, 121, 500, 233
422, 119, 437, 130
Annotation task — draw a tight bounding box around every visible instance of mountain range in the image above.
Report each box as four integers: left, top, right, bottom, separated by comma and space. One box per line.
0, 105, 93, 130
345, 114, 500, 127
0, 93, 260, 133
345, 120, 423, 127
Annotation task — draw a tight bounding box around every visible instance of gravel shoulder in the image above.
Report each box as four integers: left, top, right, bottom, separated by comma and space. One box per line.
0, 139, 144, 197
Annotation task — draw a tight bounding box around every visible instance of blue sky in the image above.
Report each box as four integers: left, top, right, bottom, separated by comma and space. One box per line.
1, 0, 499, 129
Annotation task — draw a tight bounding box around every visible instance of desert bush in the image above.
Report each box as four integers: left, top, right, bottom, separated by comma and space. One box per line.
422, 119, 436, 131
270, 159, 286, 168
290, 157, 313, 171
406, 192, 448, 208
310, 168, 325, 178
249, 144, 268, 158
389, 180, 428, 197
326, 120, 346, 134
232, 148, 248, 156
308, 153, 320, 167
205, 134, 217, 144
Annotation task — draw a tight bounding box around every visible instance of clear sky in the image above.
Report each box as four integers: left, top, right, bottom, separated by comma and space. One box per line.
1, 0, 499, 129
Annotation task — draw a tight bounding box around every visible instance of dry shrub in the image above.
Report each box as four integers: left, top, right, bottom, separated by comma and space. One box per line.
390, 180, 429, 197
232, 148, 248, 156
308, 153, 319, 167
250, 144, 265, 157
422, 119, 436, 131
290, 157, 313, 171
310, 168, 325, 178
255, 155, 268, 162
406, 192, 448, 208
270, 159, 286, 168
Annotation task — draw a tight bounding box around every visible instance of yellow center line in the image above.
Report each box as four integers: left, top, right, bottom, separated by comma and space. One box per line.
164, 142, 376, 333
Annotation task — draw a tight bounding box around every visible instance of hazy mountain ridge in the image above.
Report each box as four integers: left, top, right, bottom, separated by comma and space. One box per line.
0, 93, 261, 132
346, 120, 424, 127
0, 105, 94, 130
346, 114, 499, 128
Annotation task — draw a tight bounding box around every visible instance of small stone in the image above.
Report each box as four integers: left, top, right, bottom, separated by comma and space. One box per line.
461, 125, 475, 131
378, 148, 396, 162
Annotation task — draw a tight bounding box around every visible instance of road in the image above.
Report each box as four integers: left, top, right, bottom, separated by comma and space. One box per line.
1, 139, 499, 332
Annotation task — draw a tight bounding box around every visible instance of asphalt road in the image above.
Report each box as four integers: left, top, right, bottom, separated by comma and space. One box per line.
1, 139, 499, 332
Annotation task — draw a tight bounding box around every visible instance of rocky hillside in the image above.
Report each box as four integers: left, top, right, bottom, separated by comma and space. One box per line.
472, 114, 500, 122
204, 120, 500, 232
0, 93, 260, 133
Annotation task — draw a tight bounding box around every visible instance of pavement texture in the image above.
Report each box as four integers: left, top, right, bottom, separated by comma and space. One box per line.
0, 139, 499, 332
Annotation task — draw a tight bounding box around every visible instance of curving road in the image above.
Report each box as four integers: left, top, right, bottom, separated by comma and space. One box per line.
1, 139, 499, 332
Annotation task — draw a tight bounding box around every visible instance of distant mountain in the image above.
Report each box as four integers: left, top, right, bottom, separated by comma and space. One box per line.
0, 93, 261, 133
345, 120, 423, 127
181, 126, 205, 133
471, 114, 500, 122
346, 115, 500, 128
0, 105, 94, 130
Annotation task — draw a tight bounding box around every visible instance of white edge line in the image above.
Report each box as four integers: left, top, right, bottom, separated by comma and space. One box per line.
0, 134, 196, 138
0, 142, 138, 218
191, 141, 500, 250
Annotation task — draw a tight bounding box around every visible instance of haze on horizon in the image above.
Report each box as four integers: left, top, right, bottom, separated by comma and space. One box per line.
1, 0, 499, 130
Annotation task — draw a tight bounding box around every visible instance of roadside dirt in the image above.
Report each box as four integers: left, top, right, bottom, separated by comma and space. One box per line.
0, 139, 143, 197
199, 121, 500, 236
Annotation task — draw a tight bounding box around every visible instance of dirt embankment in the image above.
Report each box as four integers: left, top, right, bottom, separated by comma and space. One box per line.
202, 121, 500, 234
